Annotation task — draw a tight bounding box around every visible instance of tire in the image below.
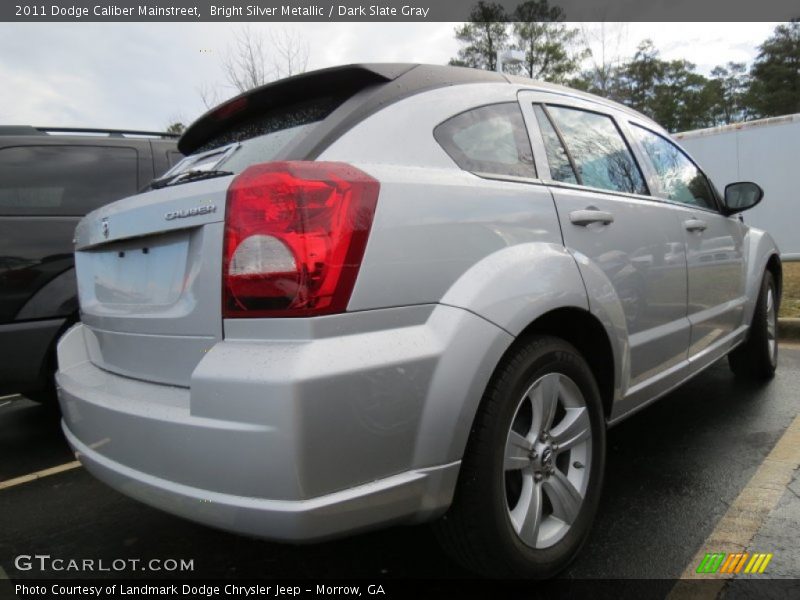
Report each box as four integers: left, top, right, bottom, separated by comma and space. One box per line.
434, 335, 606, 578
26, 315, 77, 405
728, 271, 778, 381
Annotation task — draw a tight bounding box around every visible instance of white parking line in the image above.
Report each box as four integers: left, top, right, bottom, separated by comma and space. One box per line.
0, 394, 20, 401
0, 461, 82, 491
0, 402, 11, 409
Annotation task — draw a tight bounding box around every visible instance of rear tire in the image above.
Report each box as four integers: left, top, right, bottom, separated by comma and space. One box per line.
728, 271, 778, 381
434, 335, 606, 578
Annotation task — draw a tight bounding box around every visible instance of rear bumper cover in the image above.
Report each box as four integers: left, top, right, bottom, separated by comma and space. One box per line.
57, 305, 511, 541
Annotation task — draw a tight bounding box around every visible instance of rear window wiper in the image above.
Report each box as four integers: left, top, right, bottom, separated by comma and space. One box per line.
150, 169, 234, 190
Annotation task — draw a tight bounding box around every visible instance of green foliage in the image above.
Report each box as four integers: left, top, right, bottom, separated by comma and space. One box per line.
449, 2, 509, 71
450, 13, 800, 132
165, 122, 185, 134
708, 63, 751, 124
748, 21, 800, 118
509, 1, 586, 83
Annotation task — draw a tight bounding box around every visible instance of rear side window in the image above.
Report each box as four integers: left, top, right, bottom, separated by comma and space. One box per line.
434, 103, 536, 178
0, 145, 138, 216
545, 106, 648, 195
631, 125, 716, 210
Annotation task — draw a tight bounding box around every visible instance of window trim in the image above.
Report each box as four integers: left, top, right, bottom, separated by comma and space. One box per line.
534, 102, 651, 198
627, 121, 723, 214
536, 104, 583, 186
433, 101, 539, 182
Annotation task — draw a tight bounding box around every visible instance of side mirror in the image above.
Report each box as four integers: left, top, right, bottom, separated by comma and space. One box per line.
723, 182, 764, 215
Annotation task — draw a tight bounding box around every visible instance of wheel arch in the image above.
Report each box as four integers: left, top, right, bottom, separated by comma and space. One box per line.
766, 253, 782, 306
513, 307, 616, 422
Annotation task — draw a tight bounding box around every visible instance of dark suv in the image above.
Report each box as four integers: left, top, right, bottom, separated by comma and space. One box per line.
0, 126, 180, 401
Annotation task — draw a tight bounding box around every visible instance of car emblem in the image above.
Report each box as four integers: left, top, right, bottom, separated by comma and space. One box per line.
164, 204, 218, 221
101, 218, 109, 239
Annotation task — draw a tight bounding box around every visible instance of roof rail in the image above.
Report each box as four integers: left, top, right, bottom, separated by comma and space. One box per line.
0, 126, 179, 138
39, 127, 179, 138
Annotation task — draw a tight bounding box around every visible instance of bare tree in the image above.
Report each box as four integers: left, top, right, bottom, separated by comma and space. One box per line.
270, 29, 309, 79
222, 25, 270, 93
197, 82, 224, 110
580, 22, 629, 95
198, 26, 311, 110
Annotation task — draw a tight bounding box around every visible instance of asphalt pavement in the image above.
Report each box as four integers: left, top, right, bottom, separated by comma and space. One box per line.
1, 346, 799, 581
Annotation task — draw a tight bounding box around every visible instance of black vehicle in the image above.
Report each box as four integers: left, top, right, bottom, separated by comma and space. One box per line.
0, 126, 181, 401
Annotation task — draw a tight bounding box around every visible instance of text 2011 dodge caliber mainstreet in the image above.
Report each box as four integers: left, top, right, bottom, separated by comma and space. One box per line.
56, 64, 781, 578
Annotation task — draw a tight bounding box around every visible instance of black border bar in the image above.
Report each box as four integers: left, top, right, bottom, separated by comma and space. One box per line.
2, 1, 799, 22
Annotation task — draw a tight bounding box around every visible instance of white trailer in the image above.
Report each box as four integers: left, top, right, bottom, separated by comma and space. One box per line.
675, 114, 799, 260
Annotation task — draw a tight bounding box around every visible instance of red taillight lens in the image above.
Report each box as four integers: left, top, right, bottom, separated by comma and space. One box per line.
223, 161, 379, 318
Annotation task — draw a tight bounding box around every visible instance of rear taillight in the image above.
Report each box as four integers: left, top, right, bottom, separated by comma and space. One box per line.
223, 161, 379, 318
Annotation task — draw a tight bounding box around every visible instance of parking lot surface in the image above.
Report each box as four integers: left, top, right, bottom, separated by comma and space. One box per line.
2, 346, 799, 580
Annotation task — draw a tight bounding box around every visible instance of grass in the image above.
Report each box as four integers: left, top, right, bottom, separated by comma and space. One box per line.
780, 261, 800, 319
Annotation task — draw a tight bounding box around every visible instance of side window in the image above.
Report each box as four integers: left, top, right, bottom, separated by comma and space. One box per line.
0, 145, 139, 216
630, 125, 716, 210
545, 105, 648, 195
434, 103, 535, 178
532, 105, 577, 185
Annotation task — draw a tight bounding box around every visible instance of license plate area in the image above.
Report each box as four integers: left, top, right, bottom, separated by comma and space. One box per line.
78, 230, 190, 306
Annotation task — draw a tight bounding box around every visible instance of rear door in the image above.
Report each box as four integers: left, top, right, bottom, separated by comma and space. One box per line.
628, 122, 747, 358
518, 91, 691, 394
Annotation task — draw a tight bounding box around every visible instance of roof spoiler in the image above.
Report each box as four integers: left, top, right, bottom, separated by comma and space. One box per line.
178, 64, 416, 155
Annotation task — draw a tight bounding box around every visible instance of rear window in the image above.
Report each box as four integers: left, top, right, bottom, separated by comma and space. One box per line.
191, 96, 344, 175
0, 145, 139, 216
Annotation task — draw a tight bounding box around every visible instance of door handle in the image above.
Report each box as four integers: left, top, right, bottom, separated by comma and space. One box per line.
684, 218, 707, 232
569, 209, 614, 227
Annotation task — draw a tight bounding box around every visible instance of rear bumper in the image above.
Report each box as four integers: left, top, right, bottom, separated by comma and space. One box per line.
0, 318, 65, 395
57, 305, 512, 541
63, 424, 459, 542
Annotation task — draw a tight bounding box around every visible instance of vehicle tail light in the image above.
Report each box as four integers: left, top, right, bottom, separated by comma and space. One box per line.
223, 161, 379, 318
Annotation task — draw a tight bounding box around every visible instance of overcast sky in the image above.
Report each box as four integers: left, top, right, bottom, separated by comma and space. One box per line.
0, 22, 781, 131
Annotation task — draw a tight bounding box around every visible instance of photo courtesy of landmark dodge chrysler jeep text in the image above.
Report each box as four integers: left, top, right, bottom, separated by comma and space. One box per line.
56, 64, 781, 578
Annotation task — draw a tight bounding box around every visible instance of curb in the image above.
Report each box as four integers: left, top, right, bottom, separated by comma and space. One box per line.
779, 318, 800, 341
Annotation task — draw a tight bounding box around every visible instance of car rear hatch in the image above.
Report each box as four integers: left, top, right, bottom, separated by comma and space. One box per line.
72, 64, 414, 387
74, 178, 228, 387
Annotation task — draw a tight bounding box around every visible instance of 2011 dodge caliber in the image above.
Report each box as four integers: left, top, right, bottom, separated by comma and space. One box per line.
57, 64, 781, 577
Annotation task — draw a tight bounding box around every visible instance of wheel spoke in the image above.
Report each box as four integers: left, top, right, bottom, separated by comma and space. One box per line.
542, 470, 583, 525
551, 407, 591, 453
531, 373, 560, 434
509, 474, 543, 547
505, 430, 533, 471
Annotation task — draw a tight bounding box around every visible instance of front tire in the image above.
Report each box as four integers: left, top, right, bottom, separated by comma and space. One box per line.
434, 335, 606, 578
728, 271, 778, 380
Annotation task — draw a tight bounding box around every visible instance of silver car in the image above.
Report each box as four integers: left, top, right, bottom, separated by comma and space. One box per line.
56, 64, 781, 577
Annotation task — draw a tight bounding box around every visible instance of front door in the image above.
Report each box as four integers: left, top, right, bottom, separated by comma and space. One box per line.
627, 123, 747, 358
